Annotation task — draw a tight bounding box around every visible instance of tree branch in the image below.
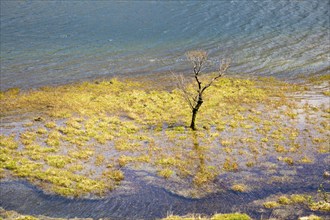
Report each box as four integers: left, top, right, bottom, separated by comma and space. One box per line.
171, 71, 194, 110
201, 58, 231, 93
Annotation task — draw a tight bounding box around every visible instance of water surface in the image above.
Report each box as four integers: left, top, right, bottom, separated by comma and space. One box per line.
1, 0, 329, 90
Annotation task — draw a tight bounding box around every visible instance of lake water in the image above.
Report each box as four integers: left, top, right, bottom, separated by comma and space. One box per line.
0, 0, 329, 90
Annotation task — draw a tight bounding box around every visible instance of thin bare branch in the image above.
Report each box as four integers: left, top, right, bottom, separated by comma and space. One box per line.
171, 71, 194, 110
201, 58, 231, 93
174, 50, 230, 130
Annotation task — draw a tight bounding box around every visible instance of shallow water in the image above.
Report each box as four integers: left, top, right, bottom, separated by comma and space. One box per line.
1, 0, 329, 90
0, 90, 329, 219
1, 162, 329, 220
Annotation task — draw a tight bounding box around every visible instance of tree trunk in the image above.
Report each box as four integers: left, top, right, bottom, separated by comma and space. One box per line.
190, 98, 203, 130
190, 108, 198, 130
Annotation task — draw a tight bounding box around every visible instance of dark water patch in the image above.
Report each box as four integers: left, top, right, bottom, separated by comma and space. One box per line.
1, 162, 329, 220
0, 181, 322, 220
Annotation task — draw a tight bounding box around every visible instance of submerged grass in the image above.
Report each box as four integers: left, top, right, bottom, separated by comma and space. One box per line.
0, 74, 329, 198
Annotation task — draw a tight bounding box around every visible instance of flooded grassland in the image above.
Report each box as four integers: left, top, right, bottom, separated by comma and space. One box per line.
0, 74, 329, 219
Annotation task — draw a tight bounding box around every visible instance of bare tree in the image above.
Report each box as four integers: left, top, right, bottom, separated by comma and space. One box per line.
175, 50, 230, 130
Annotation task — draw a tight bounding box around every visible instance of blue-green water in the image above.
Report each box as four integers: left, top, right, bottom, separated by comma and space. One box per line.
0, 0, 329, 90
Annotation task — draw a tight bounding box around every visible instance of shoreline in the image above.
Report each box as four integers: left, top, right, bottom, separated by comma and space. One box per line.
1, 67, 329, 93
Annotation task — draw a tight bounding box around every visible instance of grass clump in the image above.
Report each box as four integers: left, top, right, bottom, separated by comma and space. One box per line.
162, 213, 250, 220
0, 135, 18, 149
299, 215, 323, 220
44, 121, 57, 129
263, 201, 281, 209
95, 154, 105, 166
299, 156, 313, 164
223, 158, 238, 172
322, 90, 330, 96
158, 168, 174, 179
102, 170, 124, 182
20, 131, 37, 145
231, 184, 248, 192
45, 131, 61, 147
277, 196, 291, 205
309, 201, 330, 212
193, 166, 218, 186
45, 155, 72, 168
278, 156, 294, 165
118, 155, 134, 167
68, 150, 94, 160
36, 127, 47, 135
211, 213, 251, 220
290, 194, 307, 203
